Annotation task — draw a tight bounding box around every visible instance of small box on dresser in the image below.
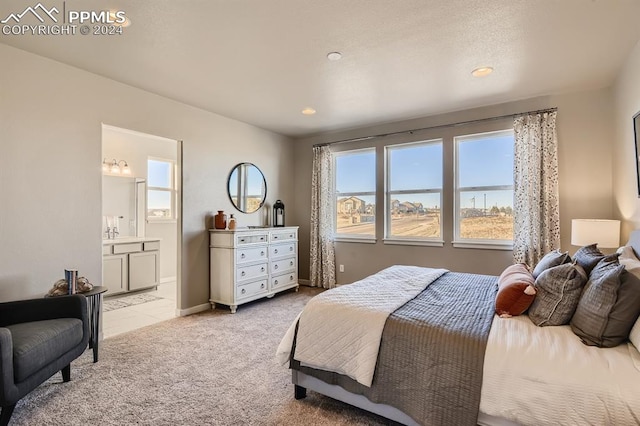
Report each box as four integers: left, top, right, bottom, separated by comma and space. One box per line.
209, 227, 299, 313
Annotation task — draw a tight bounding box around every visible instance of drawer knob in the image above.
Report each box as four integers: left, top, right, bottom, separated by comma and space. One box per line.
241, 271, 246, 277
275, 280, 279, 285
261, 267, 265, 272
274, 249, 278, 254
290, 261, 293, 266
240, 238, 245, 242
241, 253, 245, 259
241, 288, 246, 294
289, 247, 293, 251
260, 237, 265, 241
289, 234, 293, 238
274, 264, 278, 270
274, 235, 278, 239
290, 275, 293, 280
261, 283, 265, 289
261, 251, 265, 256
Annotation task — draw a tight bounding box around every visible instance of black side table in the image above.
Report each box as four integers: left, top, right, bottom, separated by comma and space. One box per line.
82, 286, 107, 363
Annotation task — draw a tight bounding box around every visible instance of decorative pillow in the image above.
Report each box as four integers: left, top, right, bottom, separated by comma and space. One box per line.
570, 256, 640, 347
631, 318, 640, 351
495, 264, 536, 318
532, 249, 571, 279
528, 262, 588, 326
573, 244, 606, 275
618, 245, 640, 279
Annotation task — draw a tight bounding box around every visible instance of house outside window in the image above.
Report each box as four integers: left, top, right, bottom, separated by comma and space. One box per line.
385, 140, 443, 243
454, 130, 514, 247
147, 158, 176, 220
334, 148, 376, 239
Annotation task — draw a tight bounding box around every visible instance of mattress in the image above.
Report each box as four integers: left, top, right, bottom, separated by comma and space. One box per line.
480, 315, 640, 425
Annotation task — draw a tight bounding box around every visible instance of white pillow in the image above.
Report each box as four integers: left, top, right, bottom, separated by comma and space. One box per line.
619, 245, 640, 278
631, 318, 640, 351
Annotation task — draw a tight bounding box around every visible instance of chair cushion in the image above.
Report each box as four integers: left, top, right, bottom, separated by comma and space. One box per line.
6, 318, 83, 383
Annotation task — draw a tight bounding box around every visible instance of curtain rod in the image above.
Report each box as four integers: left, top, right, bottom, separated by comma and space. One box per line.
313, 107, 558, 147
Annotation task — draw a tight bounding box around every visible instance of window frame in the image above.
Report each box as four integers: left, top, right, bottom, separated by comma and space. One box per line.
333, 148, 377, 242
147, 157, 177, 222
453, 129, 514, 250
384, 139, 444, 246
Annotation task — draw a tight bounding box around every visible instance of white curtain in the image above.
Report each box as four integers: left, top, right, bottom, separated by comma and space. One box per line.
513, 111, 560, 266
310, 145, 337, 289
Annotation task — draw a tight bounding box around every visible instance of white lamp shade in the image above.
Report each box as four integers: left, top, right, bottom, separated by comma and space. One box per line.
571, 219, 620, 248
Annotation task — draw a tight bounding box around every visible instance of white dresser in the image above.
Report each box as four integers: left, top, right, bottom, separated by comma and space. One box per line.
209, 227, 299, 313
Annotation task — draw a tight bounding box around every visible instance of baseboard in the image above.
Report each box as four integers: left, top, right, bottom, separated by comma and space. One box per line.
176, 303, 210, 317
298, 279, 311, 286
160, 276, 177, 284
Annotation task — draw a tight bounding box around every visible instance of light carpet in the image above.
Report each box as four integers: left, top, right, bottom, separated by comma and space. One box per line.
103, 293, 163, 312
10, 287, 392, 426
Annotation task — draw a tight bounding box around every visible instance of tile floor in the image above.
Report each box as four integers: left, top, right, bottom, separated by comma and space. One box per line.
103, 281, 177, 339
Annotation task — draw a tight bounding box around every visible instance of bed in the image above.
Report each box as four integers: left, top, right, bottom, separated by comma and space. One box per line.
276, 235, 640, 426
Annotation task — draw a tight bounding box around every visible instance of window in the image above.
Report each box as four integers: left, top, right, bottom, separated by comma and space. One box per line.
385, 140, 443, 242
454, 130, 514, 245
147, 158, 176, 220
334, 148, 376, 239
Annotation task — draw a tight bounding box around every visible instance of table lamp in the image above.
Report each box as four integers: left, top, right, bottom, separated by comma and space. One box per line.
571, 219, 620, 248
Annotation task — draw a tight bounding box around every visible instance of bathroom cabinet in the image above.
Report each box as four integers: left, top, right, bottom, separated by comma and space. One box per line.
102, 238, 160, 295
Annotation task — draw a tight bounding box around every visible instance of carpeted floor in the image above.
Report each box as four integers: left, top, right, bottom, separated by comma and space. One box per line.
10, 287, 395, 425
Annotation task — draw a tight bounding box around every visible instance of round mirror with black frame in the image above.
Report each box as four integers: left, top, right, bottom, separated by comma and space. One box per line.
227, 163, 267, 213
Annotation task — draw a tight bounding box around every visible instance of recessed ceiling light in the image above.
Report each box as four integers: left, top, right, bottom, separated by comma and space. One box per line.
327, 52, 342, 61
109, 10, 131, 27
301, 107, 316, 115
471, 66, 493, 77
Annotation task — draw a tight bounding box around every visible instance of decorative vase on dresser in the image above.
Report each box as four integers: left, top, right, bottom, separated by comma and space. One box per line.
209, 227, 299, 313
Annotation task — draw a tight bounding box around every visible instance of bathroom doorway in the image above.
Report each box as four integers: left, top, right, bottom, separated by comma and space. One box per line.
101, 124, 182, 338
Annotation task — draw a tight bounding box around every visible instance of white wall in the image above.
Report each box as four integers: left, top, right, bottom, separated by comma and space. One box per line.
613, 40, 640, 241
293, 89, 614, 283
0, 44, 294, 310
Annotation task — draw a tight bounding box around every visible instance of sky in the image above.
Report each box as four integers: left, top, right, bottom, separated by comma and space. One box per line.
335, 133, 514, 210
148, 159, 172, 209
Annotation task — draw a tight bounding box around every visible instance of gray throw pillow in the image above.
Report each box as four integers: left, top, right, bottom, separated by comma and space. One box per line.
529, 263, 588, 326
573, 244, 605, 275
570, 256, 640, 347
532, 249, 571, 279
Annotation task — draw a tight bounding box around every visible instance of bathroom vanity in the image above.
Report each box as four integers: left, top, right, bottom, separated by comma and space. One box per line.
102, 237, 161, 295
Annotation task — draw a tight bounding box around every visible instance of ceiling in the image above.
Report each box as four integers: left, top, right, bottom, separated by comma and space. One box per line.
2, 0, 640, 137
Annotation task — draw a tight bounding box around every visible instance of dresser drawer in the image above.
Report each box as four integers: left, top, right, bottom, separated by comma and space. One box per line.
237, 234, 268, 245
236, 262, 268, 282
270, 230, 296, 242
237, 279, 268, 300
270, 257, 296, 274
237, 246, 267, 264
271, 271, 297, 290
270, 242, 296, 258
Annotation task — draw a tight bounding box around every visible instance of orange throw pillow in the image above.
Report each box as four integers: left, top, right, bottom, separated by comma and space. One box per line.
495, 263, 537, 318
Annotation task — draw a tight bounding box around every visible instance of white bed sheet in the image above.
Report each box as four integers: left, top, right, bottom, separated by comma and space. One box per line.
481, 315, 640, 426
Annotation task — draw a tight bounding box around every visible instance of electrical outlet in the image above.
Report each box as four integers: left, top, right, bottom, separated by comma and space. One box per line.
339, 264, 345, 273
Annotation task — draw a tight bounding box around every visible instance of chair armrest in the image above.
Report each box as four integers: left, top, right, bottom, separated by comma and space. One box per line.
0, 295, 87, 327
0, 328, 17, 404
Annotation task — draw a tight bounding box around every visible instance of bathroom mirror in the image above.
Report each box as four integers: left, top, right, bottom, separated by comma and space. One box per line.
227, 163, 267, 213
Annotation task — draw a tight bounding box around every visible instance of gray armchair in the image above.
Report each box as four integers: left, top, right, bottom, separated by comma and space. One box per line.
0, 294, 89, 425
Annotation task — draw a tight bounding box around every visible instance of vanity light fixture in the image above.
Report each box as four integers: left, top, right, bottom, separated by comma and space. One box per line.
471, 66, 494, 77
301, 107, 316, 115
102, 158, 131, 175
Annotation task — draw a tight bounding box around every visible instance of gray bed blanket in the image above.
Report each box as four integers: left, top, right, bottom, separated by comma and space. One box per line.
291, 271, 498, 426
